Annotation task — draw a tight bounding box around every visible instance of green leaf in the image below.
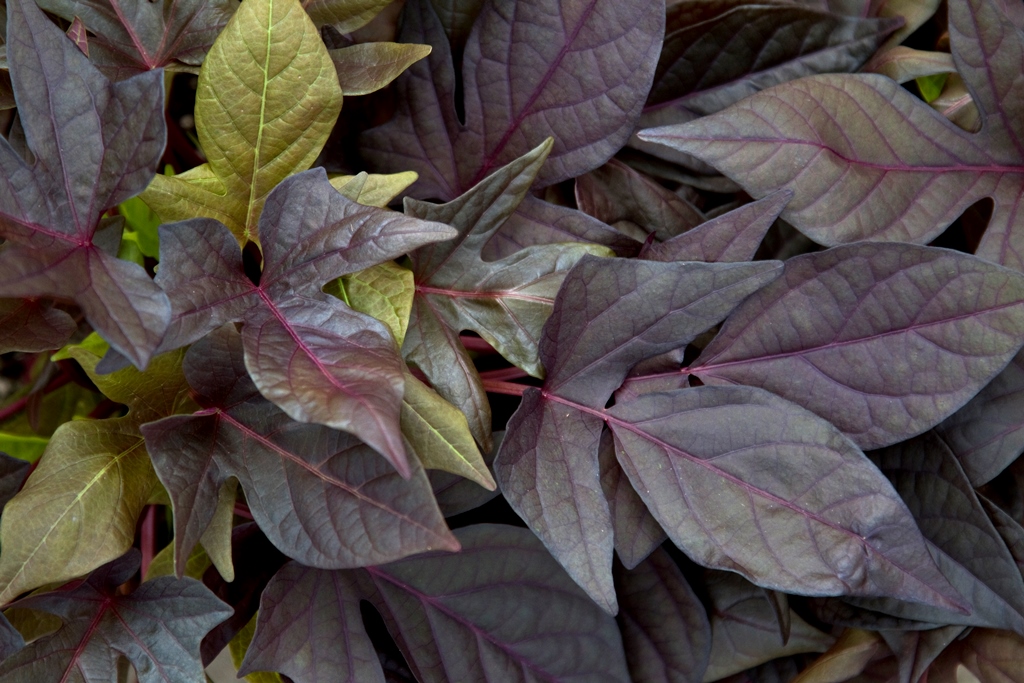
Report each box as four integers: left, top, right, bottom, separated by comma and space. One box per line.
332, 171, 419, 207
917, 73, 950, 102
0, 434, 47, 464
0, 345, 197, 605
118, 196, 161, 259
330, 42, 432, 96
230, 612, 285, 683
401, 372, 495, 490
140, 0, 343, 244
145, 542, 212, 582
325, 261, 415, 346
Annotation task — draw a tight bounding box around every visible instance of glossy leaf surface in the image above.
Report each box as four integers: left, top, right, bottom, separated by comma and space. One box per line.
691, 243, 1024, 450
142, 326, 458, 574
0, 0, 168, 369
0, 551, 230, 683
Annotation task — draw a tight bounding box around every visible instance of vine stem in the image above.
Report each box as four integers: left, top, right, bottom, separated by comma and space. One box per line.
481, 379, 529, 396
478, 367, 529, 381
140, 506, 157, 579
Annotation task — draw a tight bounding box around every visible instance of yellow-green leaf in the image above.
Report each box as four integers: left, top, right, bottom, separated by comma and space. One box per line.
331, 170, 418, 207
792, 629, 883, 683
141, 0, 343, 244
0, 434, 48, 463
0, 347, 197, 605
230, 612, 285, 683
146, 542, 212, 582
303, 0, 394, 33
401, 372, 495, 490
199, 478, 237, 582
325, 260, 415, 346
329, 42, 431, 96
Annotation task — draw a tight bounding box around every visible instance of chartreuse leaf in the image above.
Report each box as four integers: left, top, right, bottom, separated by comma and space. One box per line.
141, 0, 343, 245
230, 613, 284, 683
401, 372, 494, 490
616, 548, 710, 683
404, 140, 611, 449
690, 244, 1024, 450
118, 196, 161, 259
141, 326, 457, 575
145, 543, 212, 582
330, 43, 432, 96
0, 0, 168, 369
362, 0, 664, 199
0, 551, 231, 682
332, 171, 419, 208
361, 525, 631, 683
0, 340, 196, 605
791, 629, 883, 683
153, 169, 455, 474
497, 256, 783, 613
640, 0, 1024, 264
325, 260, 415, 346
35, 0, 235, 78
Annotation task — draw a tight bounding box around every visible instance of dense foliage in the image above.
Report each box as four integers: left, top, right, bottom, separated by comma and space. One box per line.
0, 0, 1021, 680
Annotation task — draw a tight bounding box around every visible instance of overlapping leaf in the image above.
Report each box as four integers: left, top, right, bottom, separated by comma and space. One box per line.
495, 255, 782, 612
403, 141, 610, 448
153, 168, 455, 473
0, 300, 75, 355
599, 429, 665, 569
609, 386, 964, 612
361, 524, 631, 683
361, 0, 664, 199
689, 243, 1024, 450
0, 340, 195, 605
616, 549, 711, 683
141, 326, 458, 574
640, 0, 1024, 261
35, 0, 236, 79
846, 432, 1024, 634
140, 0, 343, 245
0, 551, 230, 683
0, 0, 168, 369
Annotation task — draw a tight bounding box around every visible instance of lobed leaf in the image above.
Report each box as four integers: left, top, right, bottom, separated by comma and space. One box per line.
330, 42, 432, 96
35, 0, 236, 79
142, 326, 458, 574
640, 0, 1024, 261
0, 0, 168, 369
691, 243, 1024, 450
0, 551, 231, 683
0, 344, 195, 605
362, 0, 664, 198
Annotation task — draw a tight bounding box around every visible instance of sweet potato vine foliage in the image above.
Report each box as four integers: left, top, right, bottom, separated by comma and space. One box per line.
4, 0, 1024, 680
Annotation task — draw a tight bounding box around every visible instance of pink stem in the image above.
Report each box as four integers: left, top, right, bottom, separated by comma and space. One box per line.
140, 506, 156, 579
479, 367, 529, 381
482, 379, 529, 396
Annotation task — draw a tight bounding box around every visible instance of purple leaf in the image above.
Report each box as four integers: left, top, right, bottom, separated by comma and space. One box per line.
542, 256, 782, 406
935, 349, 1024, 487
0, 299, 75, 354
643, 191, 792, 264
0, 551, 231, 683
240, 562, 384, 683
404, 141, 609, 447
639, 0, 1024, 258
141, 326, 459, 574
35, 0, 236, 79
429, 431, 502, 517
599, 428, 665, 570
690, 243, 1024, 450
609, 386, 966, 610
364, 524, 631, 683
154, 169, 456, 472
494, 389, 614, 612
362, 0, 664, 197
0, 452, 29, 513
495, 256, 780, 608
616, 548, 711, 683
575, 159, 704, 242
847, 431, 1024, 634
0, 0, 168, 369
